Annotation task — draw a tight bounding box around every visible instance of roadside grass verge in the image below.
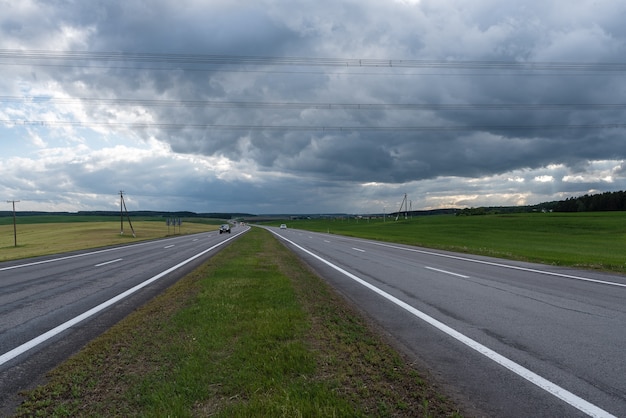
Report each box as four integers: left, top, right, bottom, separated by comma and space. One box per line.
0, 220, 218, 261
278, 212, 626, 273
15, 227, 461, 417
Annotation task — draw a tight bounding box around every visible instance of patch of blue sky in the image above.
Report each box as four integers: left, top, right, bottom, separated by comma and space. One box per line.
1, 125, 42, 155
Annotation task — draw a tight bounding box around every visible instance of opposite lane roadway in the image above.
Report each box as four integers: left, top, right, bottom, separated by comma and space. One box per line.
0, 226, 248, 415
267, 226, 626, 418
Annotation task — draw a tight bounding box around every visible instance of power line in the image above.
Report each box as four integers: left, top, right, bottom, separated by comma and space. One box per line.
1, 119, 624, 132
0, 61, 614, 77
1, 49, 626, 72
1, 96, 624, 111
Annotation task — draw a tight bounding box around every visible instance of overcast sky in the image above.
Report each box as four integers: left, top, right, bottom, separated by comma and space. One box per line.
1, 0, 626, 214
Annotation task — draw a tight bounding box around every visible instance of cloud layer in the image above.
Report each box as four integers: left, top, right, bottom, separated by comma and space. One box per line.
1, 0, 626, 213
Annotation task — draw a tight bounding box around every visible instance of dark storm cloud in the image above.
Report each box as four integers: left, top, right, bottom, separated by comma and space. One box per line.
38, 2, 626, 180
2, 0, 626, 213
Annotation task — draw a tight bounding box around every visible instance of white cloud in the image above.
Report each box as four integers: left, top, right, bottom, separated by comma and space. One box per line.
1, 0, 626, 213
534, 175, 554, 183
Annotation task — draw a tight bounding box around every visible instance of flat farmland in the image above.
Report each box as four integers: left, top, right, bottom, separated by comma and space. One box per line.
0, 216, 219, 261
278, 212, 626, 273
5, 212, 626, 416
3, 211, 626, 271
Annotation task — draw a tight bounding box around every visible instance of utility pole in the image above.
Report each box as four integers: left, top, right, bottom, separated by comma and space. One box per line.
120, 191, 124, 235
395, 193, 408, 221
6, 200, 19, 247
119, 191, 136, 237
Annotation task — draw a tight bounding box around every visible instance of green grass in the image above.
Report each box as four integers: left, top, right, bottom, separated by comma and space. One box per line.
15, 228, 461, 417
13, 211, 623, 416
278, 212, 626, 272
0, 218, 220, 261
0, 215, 228, 225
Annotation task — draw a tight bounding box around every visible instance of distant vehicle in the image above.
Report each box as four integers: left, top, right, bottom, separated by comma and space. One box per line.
219, 224, 231, 234
280, 224, 287, 229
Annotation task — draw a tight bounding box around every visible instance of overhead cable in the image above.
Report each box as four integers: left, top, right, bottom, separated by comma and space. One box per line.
1, 96, 624, 111
1, 49, 625, 72
2, 119, 624, 131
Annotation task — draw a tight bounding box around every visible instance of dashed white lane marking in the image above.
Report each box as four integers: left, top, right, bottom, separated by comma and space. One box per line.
425, 266, 470, 279
370, 241, 626, 289
95, 258, 123, 267
273, 231, 616, 418
0, 230, 247, 368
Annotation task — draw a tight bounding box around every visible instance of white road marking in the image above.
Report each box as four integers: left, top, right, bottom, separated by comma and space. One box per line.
367, 241, 626, 289
272, 231, 616, 418
352, 247, 365, 252
0, 246, 134, 272
0, 233, 207, 272
164, 245, 175, 249
0, 230, 247, 367
95, 258, 123, 267
324, 240, 331, 243
425, 266, 470, 279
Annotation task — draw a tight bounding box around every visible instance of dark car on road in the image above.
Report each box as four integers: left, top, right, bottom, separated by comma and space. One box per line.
219, 224, 231, 234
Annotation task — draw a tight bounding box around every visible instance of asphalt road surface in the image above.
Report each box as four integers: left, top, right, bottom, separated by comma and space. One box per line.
0, 226, 248, 415
268, 226, 626, 418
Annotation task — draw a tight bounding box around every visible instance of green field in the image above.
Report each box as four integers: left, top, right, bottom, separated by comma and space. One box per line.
276, 212, 626, 273
8, 211, 626, 416
3, 212, 626, 271
0, 216, 222, 261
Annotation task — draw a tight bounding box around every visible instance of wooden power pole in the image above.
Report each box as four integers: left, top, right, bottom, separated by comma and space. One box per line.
395, 193, 408, 221
119, 191, 136, 237
6, 200, 20, 247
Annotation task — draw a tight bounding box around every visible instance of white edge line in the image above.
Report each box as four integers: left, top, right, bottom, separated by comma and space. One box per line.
0, 228, 247, 367
365, 240, 626, 289
271, 230, 615, 418
0, 233, 202, 272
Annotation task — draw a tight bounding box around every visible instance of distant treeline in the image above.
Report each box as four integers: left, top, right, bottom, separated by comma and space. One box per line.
457, 190, 626, 215
548, 190, 626, 212
72, 210, 255, 218
0, 210, 254, 219
3, 190, 626, 219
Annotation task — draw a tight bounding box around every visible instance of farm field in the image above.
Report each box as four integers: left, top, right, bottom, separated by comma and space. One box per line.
276, 212, 626, 273
0, 216, 221, 261
7, 212, 625, 415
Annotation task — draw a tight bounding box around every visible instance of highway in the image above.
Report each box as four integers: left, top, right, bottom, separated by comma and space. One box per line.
268, 226, 626, 418
0, 226, 248, 415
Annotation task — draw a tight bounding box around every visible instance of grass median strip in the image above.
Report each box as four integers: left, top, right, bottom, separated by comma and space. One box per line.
15, 227, 462, 417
